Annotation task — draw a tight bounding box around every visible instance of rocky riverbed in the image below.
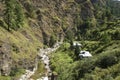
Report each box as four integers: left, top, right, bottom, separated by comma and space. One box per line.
19, 41, 62, 80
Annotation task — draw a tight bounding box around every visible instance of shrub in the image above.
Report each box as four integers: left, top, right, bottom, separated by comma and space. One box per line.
100, 32, 111, 44
49, 36, 56, 47
98, 55, 117, 68
74, 45, 80, 60
10, 67, 25, 77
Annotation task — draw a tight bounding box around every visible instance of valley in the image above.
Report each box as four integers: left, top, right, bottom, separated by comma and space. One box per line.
0, 0, 120, 80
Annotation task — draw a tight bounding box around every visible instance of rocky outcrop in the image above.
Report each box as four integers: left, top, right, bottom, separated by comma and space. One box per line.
0, 43, 12, 76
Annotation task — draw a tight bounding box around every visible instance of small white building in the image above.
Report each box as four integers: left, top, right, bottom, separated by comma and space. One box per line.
79, 51, 92, 58
73, 42, 82, 47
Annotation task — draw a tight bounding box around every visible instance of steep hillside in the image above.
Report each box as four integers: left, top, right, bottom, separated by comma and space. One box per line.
0, 0, 119, 79
107, 0, 120, 17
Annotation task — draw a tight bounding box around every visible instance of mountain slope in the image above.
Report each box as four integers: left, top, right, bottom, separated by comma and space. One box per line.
0, 0, 119, 79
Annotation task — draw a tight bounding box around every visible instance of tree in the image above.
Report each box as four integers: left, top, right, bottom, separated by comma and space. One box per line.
113, 30, 120, 40
100, 32, 111, 44
4, 0, 24, 31
14, 2, 24, 28
66, 30, 74, 41
70, 40, 74, 49
74, 44, 80, 60
106, 9, 112, 20
98, 56, 117, 68
49, 36, 56, 47
4, 0, 16, 31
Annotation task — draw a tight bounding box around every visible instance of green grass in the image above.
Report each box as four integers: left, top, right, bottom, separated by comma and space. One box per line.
31, 61, 46, 79
0, 24, 42, 60
0, 21, 43, 78
0, 76, 11, 80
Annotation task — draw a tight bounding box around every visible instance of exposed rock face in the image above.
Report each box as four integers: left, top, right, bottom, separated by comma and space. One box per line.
0, 43, 12, 76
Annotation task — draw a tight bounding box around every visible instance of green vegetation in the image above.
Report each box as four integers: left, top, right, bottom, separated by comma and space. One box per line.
50, 44, 74, 80
0, 23, 42, 78
50, 40, 120, 80
14, 2, 24, 28
49, 35, 57, 47
0, 0, 120, 79
74, 44, 80, 60
31, 61, 46, 79
107, 0, 120, 17
0, 76, 11, 80
100, 32, 111, 44
0, 67, 25, 79
50, 0, 120, 78
4, 0, 24, 31
10, 68, 25, 79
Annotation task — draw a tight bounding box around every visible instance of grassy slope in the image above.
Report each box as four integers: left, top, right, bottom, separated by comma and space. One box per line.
0, 24, 42, 59
0, 21, 43, 79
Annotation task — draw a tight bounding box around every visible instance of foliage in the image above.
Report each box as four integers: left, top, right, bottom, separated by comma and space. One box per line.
50, 40, 120, 80
100, 32, 111, 44
4, 0, 16, 30
98, 55, 117, 68
31, 61, 45, 79
107, 0, 120, 17
10, 67, 25, 77
0, 76, 11, 80
0, 0, 120, 79
112, 30, 120, 40
65, 30, 74, 41
50, 52, 73, 80
14, 2, 24, 28
74, 44, 80, 60
49, 35, 56, 47
4, 0, 24, 31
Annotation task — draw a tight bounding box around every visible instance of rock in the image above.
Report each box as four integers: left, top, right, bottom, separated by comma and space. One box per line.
19, 41, 62, 80
37, 77, 48, 80
0, 43, 12, 76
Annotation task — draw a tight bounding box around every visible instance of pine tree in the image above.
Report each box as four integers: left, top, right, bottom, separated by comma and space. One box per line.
4, 0, 24, 31
14, 2, 24, 28
4, 0, 16, 31
74, 44, 80, 60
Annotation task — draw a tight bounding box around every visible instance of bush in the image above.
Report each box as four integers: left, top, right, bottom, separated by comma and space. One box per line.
49, 36, 56, 47
98, 55, 117, 68
10, 68, 25, 77
100, 32, 111, 44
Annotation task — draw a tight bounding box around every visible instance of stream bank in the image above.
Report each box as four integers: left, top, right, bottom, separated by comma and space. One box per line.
19, 41, 62, 80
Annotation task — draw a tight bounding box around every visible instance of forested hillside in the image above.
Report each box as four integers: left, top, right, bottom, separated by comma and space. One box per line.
0, 0, 120, 80
107, 0, 120, 17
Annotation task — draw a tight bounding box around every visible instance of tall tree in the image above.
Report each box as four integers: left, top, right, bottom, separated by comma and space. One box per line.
4, 0, 16, 31
4, 0, 24, 31
14, 2, 24, 28
74, 44, 80, 60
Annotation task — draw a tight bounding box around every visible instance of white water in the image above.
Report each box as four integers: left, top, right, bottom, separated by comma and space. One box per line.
19, 41, 62, 80
37, 42, 62, 80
